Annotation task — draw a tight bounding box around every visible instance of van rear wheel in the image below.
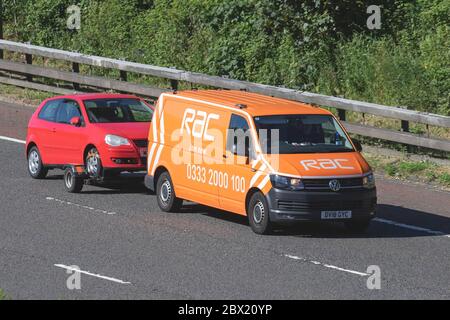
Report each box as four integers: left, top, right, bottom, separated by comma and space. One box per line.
247, 192, 273, 235
156, 171, 182, 212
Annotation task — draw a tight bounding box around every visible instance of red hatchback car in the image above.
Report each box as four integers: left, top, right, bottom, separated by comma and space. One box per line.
26, 93, 154, 183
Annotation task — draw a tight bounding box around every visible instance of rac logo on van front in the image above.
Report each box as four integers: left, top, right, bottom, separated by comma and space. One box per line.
300, 159, 355, 171
181, 108, 220, 141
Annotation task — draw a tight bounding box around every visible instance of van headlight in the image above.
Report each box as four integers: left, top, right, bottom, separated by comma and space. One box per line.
362, 173, 375, 189
105, 134, 130, 147
270, 174, 304, 190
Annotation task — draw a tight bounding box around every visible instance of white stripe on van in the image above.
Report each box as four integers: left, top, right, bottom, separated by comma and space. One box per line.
151, 144, 164, 175
159, 112, 165, 144
158, 95, 164, 116
250, 163, 267, 188
251, 155, 262, 169
257, 175, 270, 190
147, 142, 157, 172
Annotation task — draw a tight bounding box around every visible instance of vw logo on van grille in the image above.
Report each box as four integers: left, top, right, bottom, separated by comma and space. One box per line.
329, 179, 341, 192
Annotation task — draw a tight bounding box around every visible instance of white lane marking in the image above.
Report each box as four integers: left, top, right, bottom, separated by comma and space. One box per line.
0, 135, 26, 144
374, 218, 450, 238
54, 264, 131, 285
284, 254, 369, 277
46, 197, 117, 215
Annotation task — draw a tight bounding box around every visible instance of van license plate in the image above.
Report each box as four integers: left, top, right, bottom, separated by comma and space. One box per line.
321, 211, 352, 219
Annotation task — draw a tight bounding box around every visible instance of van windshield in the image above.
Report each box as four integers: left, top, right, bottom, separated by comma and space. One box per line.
253, 114, 354, 154
84, 98, 153, 123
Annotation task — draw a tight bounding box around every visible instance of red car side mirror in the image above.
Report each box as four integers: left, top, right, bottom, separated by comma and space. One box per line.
70, 116, 81, 126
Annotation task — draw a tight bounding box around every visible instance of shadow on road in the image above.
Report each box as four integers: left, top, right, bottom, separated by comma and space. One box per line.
280, 204, 450, 238
43, 174, 64, 180
46, 172, 151, 195
44, 171, 450, 239
182, 203, 450, 239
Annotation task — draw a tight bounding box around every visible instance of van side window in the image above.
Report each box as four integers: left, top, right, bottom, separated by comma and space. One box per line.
226, 114, 251, 156
56, 100, 83, 124
38, 100, 61, 122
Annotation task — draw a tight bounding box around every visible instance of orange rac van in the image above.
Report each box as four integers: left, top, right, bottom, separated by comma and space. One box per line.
144, 90, 377, 234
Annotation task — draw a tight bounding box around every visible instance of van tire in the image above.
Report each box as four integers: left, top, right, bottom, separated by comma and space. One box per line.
27, 146, 48, 179
344, 219, 371, 233
156, 171, 182, 212
247, 192, 273, 235
64, 167, 84, 193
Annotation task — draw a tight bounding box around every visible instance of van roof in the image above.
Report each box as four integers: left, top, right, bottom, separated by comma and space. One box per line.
170, 90, 332, 117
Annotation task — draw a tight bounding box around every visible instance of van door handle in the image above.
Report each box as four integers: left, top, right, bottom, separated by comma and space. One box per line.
251, 168, 256, 172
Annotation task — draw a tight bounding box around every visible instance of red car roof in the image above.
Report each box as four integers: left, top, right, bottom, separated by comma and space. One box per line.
47, 92, 142, 101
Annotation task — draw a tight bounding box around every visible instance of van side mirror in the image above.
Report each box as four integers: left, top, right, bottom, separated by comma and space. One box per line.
70, 116, 81, 127
353, 139, 363, 152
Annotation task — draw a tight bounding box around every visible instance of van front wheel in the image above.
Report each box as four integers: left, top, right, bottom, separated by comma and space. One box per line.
156, 171, 182, 212
247, 192, 273, 235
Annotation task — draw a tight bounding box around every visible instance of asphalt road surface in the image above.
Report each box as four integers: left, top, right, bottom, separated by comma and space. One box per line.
0, 100, 449, 299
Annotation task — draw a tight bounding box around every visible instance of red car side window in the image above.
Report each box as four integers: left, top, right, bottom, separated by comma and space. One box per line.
56, 100, 83, 124
38, 100, 61, 122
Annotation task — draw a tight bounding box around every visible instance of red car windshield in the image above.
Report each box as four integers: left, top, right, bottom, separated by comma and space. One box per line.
84, 98, 153, 123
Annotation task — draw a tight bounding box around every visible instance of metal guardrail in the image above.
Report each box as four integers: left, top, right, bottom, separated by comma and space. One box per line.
0, 39, 449, 151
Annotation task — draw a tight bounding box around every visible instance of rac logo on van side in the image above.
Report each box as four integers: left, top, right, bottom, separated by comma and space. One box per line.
181, 108, 220, 141
300, 159, 355, 171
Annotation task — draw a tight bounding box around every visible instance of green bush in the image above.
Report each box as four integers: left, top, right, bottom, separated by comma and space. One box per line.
2, 0, 448, 115
0, 288, 10, 300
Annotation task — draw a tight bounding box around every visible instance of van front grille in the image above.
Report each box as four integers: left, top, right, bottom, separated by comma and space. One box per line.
277, 199, 375, 212
302, 177, 363, 190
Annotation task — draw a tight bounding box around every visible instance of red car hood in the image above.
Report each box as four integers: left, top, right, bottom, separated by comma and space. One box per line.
93, 122, 150, 140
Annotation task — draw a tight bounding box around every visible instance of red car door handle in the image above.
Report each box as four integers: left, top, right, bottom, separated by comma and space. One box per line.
52, 128, 56, 133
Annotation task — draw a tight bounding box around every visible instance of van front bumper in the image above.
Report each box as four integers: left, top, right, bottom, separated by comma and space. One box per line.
266, 188, 377, 223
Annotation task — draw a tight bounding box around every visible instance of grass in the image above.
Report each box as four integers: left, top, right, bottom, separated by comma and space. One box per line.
439, 172, 450, 185
364, 151, 450, 190
0, 83, 54, 106
325, 107, 450, 141
0, 289, 10, 300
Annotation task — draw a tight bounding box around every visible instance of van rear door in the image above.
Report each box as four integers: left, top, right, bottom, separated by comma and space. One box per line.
163, 98, 226, 208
